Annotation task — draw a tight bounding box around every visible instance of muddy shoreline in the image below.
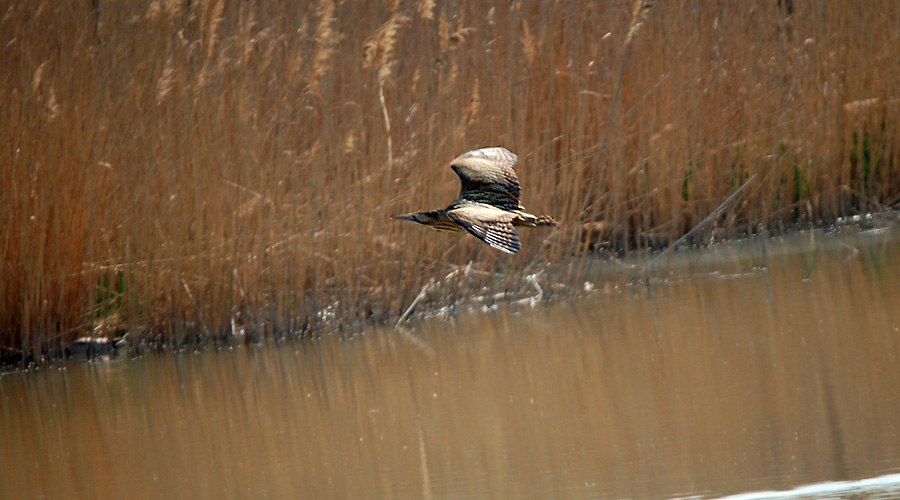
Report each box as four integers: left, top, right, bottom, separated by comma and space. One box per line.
4, 211, 898, 372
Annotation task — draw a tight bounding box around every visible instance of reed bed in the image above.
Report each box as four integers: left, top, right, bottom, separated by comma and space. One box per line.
2, 0, 899, 360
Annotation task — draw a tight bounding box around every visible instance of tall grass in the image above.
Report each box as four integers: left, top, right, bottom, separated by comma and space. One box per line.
2, 0, 899, 358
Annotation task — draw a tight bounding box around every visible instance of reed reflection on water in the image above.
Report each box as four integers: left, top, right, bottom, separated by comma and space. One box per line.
2, 227, 900, 499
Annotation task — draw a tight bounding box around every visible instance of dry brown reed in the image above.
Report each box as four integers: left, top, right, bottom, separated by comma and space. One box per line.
1, 0, 899, 359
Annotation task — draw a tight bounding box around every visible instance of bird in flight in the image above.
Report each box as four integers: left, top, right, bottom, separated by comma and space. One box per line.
392, 147, 557, 254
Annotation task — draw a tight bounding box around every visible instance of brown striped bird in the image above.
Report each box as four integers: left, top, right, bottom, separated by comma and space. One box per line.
392, 147, 557, 254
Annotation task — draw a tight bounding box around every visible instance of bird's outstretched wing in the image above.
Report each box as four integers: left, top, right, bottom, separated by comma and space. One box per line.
450, 147, 522, 211
447, 203, 521, 254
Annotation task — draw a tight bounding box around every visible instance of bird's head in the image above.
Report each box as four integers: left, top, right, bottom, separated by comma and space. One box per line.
391, 211, 437, 225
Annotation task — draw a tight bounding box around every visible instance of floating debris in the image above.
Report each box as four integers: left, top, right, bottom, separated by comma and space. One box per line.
65, 335, 127, 361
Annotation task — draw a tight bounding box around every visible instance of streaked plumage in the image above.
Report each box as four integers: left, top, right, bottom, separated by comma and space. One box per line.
451, 147, 522, 211
392, 147, 557, 254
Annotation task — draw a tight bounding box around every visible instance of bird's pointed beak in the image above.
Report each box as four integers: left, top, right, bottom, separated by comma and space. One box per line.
391, 213, 416, 222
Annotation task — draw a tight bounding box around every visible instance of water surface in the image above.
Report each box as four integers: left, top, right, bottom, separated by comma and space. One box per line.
3, 226, 900, 499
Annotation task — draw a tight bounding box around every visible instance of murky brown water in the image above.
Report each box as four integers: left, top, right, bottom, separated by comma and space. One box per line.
3, 226, 900, 499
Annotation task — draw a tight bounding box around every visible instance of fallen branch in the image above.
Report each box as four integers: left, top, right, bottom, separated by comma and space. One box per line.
630, 173, 758, 282
396, 278, 435, 328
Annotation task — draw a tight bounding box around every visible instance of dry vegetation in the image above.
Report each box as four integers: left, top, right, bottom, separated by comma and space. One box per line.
2, 0, 899, 359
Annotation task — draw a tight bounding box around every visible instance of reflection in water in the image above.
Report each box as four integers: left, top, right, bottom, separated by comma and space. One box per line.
3, 227, 900, 499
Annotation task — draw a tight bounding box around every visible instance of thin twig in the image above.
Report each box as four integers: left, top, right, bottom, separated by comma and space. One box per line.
222, 179, 272, 204
378, 81, 392, 164
378, 79, 394, 218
